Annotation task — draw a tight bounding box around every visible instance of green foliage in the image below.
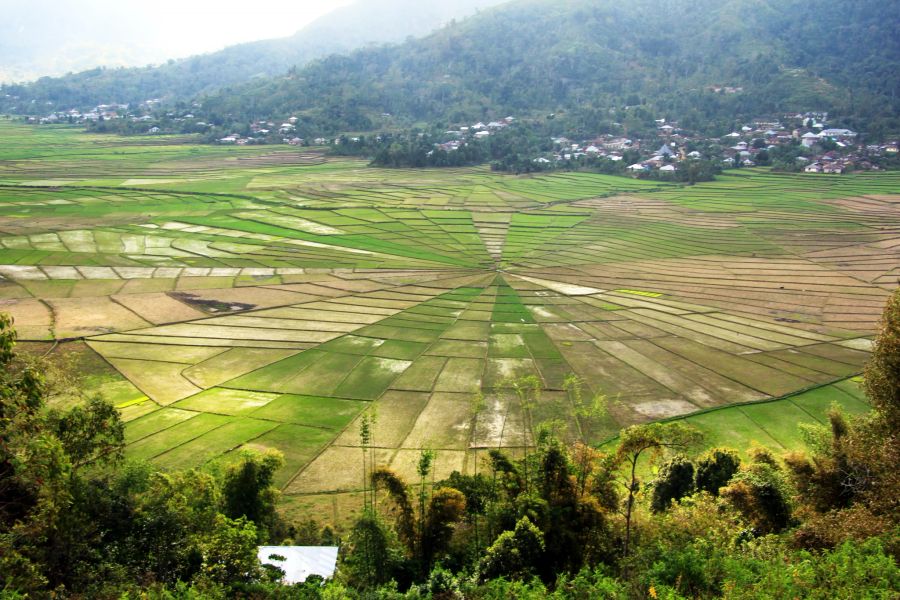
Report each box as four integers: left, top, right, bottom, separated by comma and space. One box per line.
864, 288, 900, 432
650, 456, 695, 513
694, 449, 741, 496
343, 512, 406, 590
721, 537, 899, 600
196, 514, 261, 585
478, 516, 546, 582
615, 422, 703, 559
221, 449, 285, 540
721, 449, 794, 535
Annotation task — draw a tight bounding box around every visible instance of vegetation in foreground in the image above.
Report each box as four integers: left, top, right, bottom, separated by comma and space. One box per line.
1, 288, 898, 598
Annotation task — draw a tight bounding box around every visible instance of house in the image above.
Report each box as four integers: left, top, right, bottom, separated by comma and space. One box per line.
627, 163, 649, 172
258, 546, 339, 585
474, 130, 491, 139
656, 144, 675, 157
820, 128, 856, 139
659, 124, 675, 134
660, 164, 677, 172
603, 138, 632, 151
804, 162, 823, 173
801, 132, 819, 148
823, 163, 844, 174
687, 151, 702, 159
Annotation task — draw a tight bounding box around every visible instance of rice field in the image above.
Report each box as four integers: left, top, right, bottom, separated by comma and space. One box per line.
1, 119, 897, 520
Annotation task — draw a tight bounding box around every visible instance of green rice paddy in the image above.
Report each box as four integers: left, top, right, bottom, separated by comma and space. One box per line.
1, 119, 897, 520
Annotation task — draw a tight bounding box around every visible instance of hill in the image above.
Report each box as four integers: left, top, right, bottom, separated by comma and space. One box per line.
0, 0, 507, 110
192, 0, 900, 137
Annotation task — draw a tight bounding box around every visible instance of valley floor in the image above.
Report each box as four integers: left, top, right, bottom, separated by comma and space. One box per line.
1, 121, 896, 522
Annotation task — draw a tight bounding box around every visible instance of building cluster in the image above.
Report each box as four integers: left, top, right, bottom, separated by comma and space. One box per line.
432, 117, 517, 152
30, 103, 129, 124
532, 112, 897, 175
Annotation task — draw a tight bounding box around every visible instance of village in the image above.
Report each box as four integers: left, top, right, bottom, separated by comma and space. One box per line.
440, 112, 898, 175
24, 102, 900, 175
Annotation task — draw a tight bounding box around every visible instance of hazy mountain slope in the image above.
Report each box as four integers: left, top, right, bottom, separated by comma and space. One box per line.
196, 0, 900, 136
0, 0, 508, 110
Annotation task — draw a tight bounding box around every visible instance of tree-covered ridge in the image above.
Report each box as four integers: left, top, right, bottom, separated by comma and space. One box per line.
190, 0, 900, 138
0, 0, 506, 111
1, 288, 898, 598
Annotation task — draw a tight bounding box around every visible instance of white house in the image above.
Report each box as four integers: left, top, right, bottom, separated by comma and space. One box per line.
801, 132, 819, 148
819, 128, 857, 139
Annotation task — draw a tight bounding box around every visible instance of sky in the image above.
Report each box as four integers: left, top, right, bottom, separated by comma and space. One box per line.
0, 0, 353, 81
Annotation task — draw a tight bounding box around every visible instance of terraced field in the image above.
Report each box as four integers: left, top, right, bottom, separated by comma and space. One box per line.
1, 120, 896, 522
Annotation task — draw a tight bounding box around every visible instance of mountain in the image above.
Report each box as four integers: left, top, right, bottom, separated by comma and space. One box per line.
192, 0, 900, 137
0, 0, 508, 110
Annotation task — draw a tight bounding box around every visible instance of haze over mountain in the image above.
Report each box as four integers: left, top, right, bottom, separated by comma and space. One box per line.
0, 0, 508, 106
0, 0, 353, 83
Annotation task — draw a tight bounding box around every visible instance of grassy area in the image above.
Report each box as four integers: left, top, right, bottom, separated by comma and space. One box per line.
2, 120, 896, 519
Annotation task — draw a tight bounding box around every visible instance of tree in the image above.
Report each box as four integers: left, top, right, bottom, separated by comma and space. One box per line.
650, 455, 695, 512
510, 375, 542, 495
196, 515, 261, 586
694, 448, 741, 496
863, 288, 900, 433
371, 466, 466, 573
343, 511, 403, 590
721, 448, 794, 535
614, 422, 702, 563
0, 312, 125, 593
783, 290, 900, 549
478, 516, 545, 582
221, 449, 285, 541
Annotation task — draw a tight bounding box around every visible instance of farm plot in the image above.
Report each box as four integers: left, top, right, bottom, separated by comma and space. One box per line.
1, 123, 896, 515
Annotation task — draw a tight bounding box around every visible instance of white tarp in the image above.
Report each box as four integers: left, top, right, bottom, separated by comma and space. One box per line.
257, 546, 339, 584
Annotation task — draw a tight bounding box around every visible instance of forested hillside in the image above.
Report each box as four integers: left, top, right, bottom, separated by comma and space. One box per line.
0, 0, 506, 110
192, 0, 900, 137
